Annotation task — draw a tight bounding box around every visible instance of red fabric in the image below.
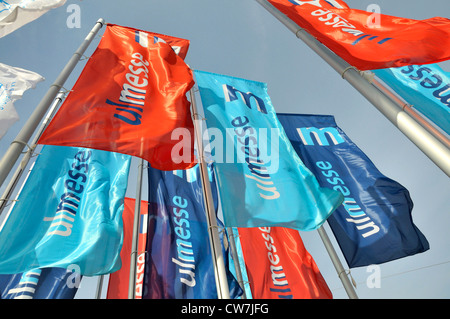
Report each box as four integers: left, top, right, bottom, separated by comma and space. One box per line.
107, 198, 148, 299
268, 0, 450, 70
238, 227, 332, 299
39, 24, 195, 170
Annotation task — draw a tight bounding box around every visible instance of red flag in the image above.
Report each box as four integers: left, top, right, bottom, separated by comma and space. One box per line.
238, 227, 332, 299
267, 0, 450, 70
107, 198, 148, 299
38, 24, 195, 170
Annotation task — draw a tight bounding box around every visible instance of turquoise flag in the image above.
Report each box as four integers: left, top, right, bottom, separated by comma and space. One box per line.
194, 70, 343, 231
0, 145, 131, 276
373, 63, 450, 135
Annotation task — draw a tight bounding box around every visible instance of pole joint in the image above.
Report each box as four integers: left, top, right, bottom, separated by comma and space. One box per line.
294, 27, 305, 39
341, 66, 358, 79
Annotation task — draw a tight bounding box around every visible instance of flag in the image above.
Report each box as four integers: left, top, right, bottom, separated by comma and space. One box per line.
238, 227, 332, 299
194, 70, 343, 231
144, 163, 242, 299
0, 62, 44, 139
277, 113, 429, 267
373, 63, 450, 135
106, 198, 148, 299
0, 145, 131, 275
38, 24, 196, 171
266, 0, 450, 70
0, 0, 66, 38
0, 267, 81, 299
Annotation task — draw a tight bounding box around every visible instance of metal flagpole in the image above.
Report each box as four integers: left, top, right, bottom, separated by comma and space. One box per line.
128, 157, 145, 299
254, 0, 360, 298
317, 226, 358, 299
95, 275, 105, 299
0, 18, 106, 189
0, 92, 65, 216
369, 74, 450, 149
226, 227, 248, 299
255, 0, 450, 177
189, 88, 231, 299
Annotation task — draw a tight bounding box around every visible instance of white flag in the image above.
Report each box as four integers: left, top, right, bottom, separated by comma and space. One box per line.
0, 63, 44, 139
0, 0, 66, 38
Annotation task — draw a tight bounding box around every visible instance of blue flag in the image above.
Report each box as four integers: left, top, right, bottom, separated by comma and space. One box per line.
373, 64, 450, 135
0, 145, 131, 276
194, 70, 343, 231
0, 268, 81, 299
143, 163, 242, 299
277, 113, 429, 268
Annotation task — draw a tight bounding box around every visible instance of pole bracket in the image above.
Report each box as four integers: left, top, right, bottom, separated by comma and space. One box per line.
192, 112, 205, 121
0, 198, 18, 209
10, 140, 32, 154
130, 250, 147, 257
338, 269, 357, 288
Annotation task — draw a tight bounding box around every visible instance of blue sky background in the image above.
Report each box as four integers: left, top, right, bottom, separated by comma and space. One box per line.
0, 0, 449, 299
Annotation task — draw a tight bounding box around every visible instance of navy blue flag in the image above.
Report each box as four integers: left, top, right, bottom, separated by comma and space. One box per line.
0, 268, 80, 299
277, 113, 429, 268
143, 163, 242, 298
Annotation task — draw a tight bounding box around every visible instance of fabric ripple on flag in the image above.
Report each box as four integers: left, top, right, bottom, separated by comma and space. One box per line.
0, 145, 131, 276
267, 0, 450, 70
38, 24, 196, 171
277, 113, 429, 268
0, 0, 66, 38
144, 163, 242, 299
373, 63, 450, 136
194, 70, 343, 231
0, 62, 44, 139
238, 227, 332, 299
0, 268, 81, 299
106, 198, 148, 299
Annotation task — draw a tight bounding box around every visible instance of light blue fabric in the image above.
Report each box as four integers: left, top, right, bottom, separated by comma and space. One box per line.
373, 63, 450, 135
0, 145, 131, 276
194, 70, 343, 231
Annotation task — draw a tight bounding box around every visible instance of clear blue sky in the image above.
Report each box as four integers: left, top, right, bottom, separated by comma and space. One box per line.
0, 0, 449, 299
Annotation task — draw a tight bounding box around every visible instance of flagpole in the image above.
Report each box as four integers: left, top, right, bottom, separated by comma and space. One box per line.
95, 275, 104, 299
226, 227, 248, 299
0, 18, 106, 189
128, 157, 145, 299
189, 88, 231, 299
318, 226, 358, 299
369, 75, 450, 149
255, 0, 450, 177
0, 92, 65, 216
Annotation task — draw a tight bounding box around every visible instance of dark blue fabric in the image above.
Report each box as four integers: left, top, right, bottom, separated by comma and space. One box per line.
0, 268, 80, 299
143, 163, 242, 298
277, 113, 429, 268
